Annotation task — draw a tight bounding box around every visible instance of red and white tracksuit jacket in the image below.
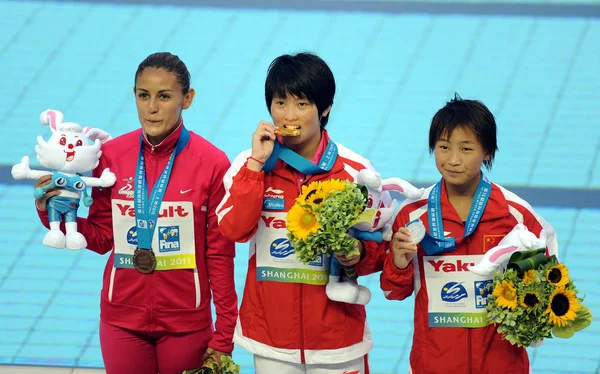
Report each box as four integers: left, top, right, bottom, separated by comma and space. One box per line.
381, 179, 557, 374
216, 131, 382, 364
37, 124, 238, 353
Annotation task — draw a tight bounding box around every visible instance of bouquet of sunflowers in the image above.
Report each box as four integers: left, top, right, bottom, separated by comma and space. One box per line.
486, 249, 592, 347
182, 356, 240, 374
285, 179, 372, 277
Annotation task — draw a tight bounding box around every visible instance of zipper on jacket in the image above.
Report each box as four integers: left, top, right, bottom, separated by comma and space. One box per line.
294, 172, 314, 364
467, 227, 472, 374
150, 271, 156, 331
149, 149, 160, 332
299, 283, 306, 364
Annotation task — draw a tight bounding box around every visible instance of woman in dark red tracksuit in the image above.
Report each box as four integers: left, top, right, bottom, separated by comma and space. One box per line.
34, 52, 237, 374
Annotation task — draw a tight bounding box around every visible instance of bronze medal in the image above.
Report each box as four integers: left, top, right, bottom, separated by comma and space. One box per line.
133, 248, 156, 274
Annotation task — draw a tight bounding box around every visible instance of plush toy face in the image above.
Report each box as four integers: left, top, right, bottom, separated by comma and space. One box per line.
365, 189, 396, 231
352, 187, 396, 233
36, 121, 102, 174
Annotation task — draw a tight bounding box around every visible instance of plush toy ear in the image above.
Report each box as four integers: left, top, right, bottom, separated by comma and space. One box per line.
40, 109, 64, 132
83, 127, 113, 144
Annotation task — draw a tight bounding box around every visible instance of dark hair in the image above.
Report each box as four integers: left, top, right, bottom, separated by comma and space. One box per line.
429, 93, 498, 170
135, 52, 191, 94
265, 52, 336, 128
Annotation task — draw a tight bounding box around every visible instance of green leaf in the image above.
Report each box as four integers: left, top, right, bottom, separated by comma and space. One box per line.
571, 305, 593, 332
507, 252, 548, 274
552, 324, 575, 339
349, 208, 376, 226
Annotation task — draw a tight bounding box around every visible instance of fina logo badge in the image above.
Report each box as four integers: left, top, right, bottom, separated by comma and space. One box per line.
308, 254, 323, 267
126, 226, 138, 246
270, 238, 294, 258
440, 282, 468, 302
263, 187, 285, 211
158, 225, 181, 252
474, 280, 493, 309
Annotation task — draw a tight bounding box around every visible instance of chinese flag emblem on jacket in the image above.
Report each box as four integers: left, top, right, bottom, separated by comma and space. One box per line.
483, 235, 505, 253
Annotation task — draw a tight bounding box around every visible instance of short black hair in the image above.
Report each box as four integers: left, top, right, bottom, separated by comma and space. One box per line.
265, 52, 335, 128
429, 93, 498, 170
135, 52, 191, 94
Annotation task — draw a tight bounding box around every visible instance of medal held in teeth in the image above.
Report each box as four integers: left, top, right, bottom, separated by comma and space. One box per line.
275, 125, 301, 137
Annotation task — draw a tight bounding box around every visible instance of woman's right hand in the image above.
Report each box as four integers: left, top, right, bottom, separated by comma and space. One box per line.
249, 121, 277, 168
390, 227, 418, 269
35, 175, 60, 211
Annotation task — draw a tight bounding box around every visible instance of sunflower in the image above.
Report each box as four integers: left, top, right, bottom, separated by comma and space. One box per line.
303, 188, 326, 207
546, 287, 580, 327
296, 182, 322, 204
320, 179, 348, 196
286, 204, 320, 240
520, 290, 541, 309
492, 280, 518, 310
523, 269, 538, 285
546, 264, 570, 287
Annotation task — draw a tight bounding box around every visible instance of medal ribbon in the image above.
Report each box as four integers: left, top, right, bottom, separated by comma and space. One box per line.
134, 126, 190, 251
419, 173, 492, 256
262, 137, 337, 175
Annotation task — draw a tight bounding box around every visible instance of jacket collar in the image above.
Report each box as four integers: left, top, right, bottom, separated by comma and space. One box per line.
439, 178, 509, 225
141, 121, 184, 157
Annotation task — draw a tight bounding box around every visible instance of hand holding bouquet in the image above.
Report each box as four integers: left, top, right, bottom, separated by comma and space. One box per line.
486, 249, 592, 347
182, 355, 240, 374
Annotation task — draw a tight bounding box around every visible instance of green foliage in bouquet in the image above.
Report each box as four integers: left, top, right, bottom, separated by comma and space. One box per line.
486, 249, 592, 347
182, 356, 240, 374
285, 179, 367, 264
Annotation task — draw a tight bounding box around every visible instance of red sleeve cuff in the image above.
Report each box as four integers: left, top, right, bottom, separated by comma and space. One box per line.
382, 251, 413, 281
237, 162, 265, 180
356, 240, 385, 276
208, 339, 234, 354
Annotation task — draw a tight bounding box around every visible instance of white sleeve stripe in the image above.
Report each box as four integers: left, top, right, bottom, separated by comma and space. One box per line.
343, 162, 360, 182
408, 205, 428, 222
496, 183, 536, 212
399, 184, 434, 223
497, 183, 559, 259
215, 149, 252, 221
508, 205, 524, 224
216, 203, 233, 224
335, 142, 376, 171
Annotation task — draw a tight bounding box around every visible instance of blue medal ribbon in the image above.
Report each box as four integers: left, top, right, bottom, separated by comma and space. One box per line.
418, 173, 492, 256
262, 136, 337, 175
134, 127, 190, 251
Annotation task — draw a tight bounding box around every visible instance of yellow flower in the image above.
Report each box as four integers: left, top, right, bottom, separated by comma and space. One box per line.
520, 290, 541, 309
286, 204, 320, 240
546, 287, 580, 327
297, 181, 323, 203
303, 188, 326, 207
523, 270, 537, 285
546, 264, 570, 287
492, 280, 518, 310
320, 179, 348, 196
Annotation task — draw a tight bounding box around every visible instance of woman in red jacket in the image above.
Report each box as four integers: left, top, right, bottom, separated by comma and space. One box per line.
217, 52, 383, 374
33, 52, 238, 374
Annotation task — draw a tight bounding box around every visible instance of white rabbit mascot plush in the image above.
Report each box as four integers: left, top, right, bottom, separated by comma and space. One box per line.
325, 169, 426, 305
11, 109, 116, 250
468, 223, 553, 277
